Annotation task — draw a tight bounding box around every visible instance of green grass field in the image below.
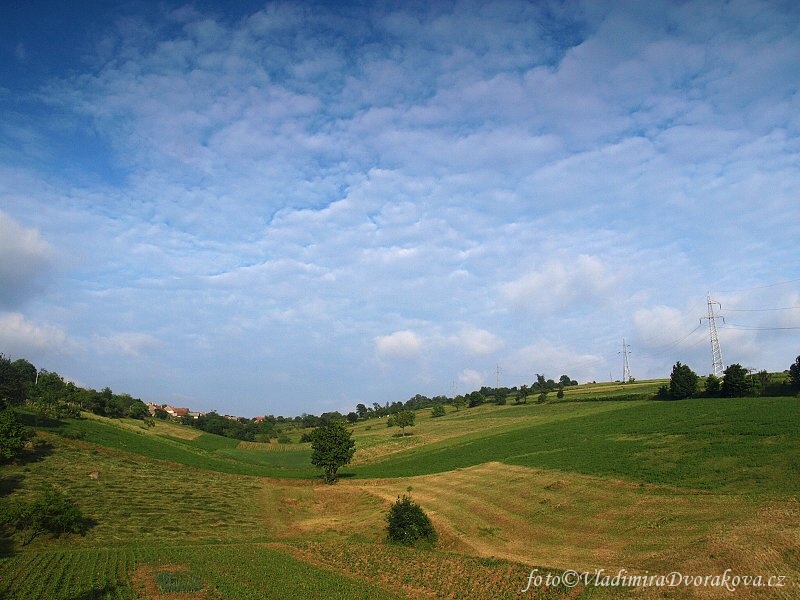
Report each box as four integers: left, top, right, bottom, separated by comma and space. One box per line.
2, 386, 798, 598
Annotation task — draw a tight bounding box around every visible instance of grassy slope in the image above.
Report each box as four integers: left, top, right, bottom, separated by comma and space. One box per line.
354, 397, 800, 495
3, 385, 799, 598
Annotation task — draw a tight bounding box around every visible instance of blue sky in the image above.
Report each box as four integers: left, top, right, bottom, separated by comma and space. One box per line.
2, 0, 799, 417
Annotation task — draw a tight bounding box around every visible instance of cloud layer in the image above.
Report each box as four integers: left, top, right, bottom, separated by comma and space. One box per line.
1, 0, 799, 415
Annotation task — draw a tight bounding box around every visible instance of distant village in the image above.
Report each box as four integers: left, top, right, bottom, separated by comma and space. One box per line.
144, 402, 263, 423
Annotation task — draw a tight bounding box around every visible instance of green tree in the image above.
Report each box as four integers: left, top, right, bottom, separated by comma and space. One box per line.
386, 495, 437, 547
11, 359, 37, 387
310, 420, 355, 484
452, 396, 466, 411
1, 489, 85, 546
556, 384, 564, 399
0, 355, 26, 408
394, 410, 416, 435
789, 355, 800, 391
430, 404, 445, 418
516, 385, 528, 404
704, 374, 721, 396
722, 363, 749, 398
669, 362, 698, 399
0, 409, 31, 463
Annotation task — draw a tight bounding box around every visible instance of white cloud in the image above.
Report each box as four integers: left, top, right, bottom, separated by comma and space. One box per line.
0, 312, 72, 357
458, 368, 484, 391
499, 255, 616, 313
93, 332, 160, 358
0, 211, 56, 309
446, 327, 504, 356
375, 330, 424, 359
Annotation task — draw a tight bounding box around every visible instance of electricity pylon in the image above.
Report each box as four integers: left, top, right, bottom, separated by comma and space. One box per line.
701, 294, 725, 377
619, 338, 632, 383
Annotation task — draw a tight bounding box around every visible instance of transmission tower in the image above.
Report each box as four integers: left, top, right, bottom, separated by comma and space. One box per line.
701, 294, 725, 377
496, 364, 501, 389
619, 338, 632, 383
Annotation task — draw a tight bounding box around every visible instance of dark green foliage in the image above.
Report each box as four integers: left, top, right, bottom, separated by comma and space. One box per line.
0, 355, 27, 408
559, 375, 579, 387
346, 411, 359, 423
704, 374, 721, 396
452, 396, 466, 411
430, 404, 445, 418
789, 355, 800, 391
556, 385, 564, 399
155, 571, 203, 592
722, 364, 749, 397
310, 420, 355, 484
669, 362, 698, 399
537, 391, 548, 404
1, 488, 86, 545
0, 409, 31, 463
386, 495, 437, 547
394, 410, 415, 434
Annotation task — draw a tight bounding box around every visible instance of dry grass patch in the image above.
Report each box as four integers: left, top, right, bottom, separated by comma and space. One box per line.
350, 462, 799, 588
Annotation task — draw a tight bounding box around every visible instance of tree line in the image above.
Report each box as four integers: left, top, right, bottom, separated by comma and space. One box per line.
0, 355, 149, 420
661, 356, 800, 400
349, 374, 580, 423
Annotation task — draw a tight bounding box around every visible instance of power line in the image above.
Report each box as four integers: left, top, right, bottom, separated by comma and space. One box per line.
721, 323, 800, 331
724, 306, 800, 312
713, 277, 800, 293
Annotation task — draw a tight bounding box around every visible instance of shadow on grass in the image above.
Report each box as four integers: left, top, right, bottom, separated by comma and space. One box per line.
391, 432, 415, 438
72, 583, 127, 600
14, 439, 54, 465
16, 411, 64, 430
0, 474, 23, 497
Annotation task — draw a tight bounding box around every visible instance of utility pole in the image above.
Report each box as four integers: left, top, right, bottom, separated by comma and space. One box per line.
701, 294, 725, 378
619, 338, 632, 383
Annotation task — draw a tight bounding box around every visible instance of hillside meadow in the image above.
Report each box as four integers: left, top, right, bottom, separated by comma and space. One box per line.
1, 386, 798, 598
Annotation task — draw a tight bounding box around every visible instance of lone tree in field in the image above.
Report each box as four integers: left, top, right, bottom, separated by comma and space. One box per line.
394, 410, 416, 435
386, 495, 437, 547
669, 362, 698, 399
310, 420, 355, 484
722, 363, 749, 398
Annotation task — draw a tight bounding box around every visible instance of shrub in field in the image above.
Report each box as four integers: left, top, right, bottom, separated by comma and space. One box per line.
430, 404, 445, 418
722, 364, 749, 397
704, 374, 721, 396
386, 495, 437, 547
669, 362, 698, 399
0, 409, 31, 463
1, 488, 86, 545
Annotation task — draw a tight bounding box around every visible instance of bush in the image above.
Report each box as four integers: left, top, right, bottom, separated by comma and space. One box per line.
1, 488, 86, 546
669, 362, 698, 399
386, 495, 437, 547
430, 405, 445, 418
0, 409, 31, 463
